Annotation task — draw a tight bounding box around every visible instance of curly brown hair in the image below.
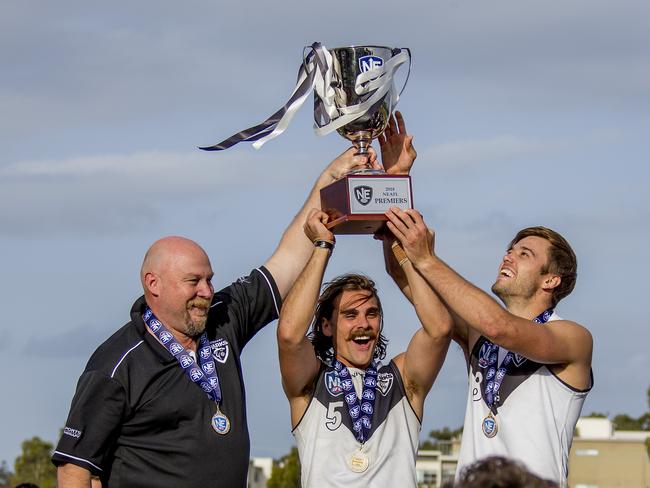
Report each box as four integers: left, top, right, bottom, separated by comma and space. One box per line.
307, 273, 388, 364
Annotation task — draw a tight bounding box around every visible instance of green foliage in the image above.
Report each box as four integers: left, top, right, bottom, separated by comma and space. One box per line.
267, 447, 301, 488
584, 411, 608, 418
0, 460, 12, 488
420, 425, 463, 451
11, 437, 56, 488
612, 413, 650, 431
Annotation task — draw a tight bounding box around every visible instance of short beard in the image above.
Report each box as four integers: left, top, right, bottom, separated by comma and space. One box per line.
185, 298, 211, 337
185, 319, 207, 338
491, 282, 508, 304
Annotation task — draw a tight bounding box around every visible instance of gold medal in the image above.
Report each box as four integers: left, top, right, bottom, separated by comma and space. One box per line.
482, 411, 498, 438
348, 449, 370, 473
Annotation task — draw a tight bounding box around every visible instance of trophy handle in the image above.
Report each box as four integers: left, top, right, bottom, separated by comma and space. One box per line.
393, 47, 412, 98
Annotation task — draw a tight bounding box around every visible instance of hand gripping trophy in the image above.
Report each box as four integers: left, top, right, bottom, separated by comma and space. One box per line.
201, 42, 413, 234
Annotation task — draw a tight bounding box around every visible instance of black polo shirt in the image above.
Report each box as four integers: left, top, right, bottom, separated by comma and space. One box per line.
52, 266, 281, 488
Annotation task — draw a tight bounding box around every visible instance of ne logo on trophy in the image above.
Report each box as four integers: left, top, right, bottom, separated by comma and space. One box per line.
200, 42, 414, 234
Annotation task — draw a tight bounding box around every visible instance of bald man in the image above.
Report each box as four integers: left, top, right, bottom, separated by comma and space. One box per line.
52, 148, 391, 488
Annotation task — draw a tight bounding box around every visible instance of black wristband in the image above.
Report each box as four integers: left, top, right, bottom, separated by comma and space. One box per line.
314, 240, 335, 252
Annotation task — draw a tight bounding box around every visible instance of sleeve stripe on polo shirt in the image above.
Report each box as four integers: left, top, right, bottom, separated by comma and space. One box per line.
110, 340, 144, 378
255, 267, 280, 317
53, 451, 103, 472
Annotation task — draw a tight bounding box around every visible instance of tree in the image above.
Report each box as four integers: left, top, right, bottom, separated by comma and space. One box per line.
11, 437, 56, 488
420, 426, 463, 451
584, 412, 608, 418
267, 447, 301, 488
0, 461, 12, 488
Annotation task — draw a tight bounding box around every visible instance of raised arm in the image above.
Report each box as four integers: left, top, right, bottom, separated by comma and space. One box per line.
277, 209, 334, 426
385, 208, 593, 372
377, 110, 418, 298
381, 217, 452, 419
264, 148, 378, 298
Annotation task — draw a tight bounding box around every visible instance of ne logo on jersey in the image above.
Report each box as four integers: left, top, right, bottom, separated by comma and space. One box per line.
361, 401, 373, 414
170, 343, 183, 356
496, 369, 506, 381
376, 372, 394, 396
149, 319, 161, 332
143, 310, 153, 321
362, 416, 371, 429
179, 355, 193, 368
486, 368, 495, 380
200, 381, 212, 393
202, 362, 215, 374
160, 331, 173, 344
210, 338, 229, 364
324, 371, 344, 396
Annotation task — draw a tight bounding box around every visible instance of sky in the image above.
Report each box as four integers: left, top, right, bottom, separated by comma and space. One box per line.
1, 0, 649, 467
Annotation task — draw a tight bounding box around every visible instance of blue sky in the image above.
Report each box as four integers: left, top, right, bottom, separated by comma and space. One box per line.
1, 0, 649, 465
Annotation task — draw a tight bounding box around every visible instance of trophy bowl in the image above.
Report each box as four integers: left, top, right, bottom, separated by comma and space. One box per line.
329, 46, 397, 157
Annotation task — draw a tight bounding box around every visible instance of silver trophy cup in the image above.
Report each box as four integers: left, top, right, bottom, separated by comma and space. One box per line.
324, 46, 410, 158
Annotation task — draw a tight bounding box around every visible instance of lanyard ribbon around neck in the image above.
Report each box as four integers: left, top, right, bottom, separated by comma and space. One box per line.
483, 308, 553, 412
143, 307, 222, 404
334, 360, 378, 444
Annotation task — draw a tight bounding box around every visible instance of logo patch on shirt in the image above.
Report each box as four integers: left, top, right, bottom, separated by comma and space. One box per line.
325, 371, 344, 396
376, 372, 393, 396
512, 353, 527, 367
63, 427, 82, 438
211, 338, 229, 364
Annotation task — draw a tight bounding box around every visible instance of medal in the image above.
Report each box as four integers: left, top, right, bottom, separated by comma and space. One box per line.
211, 406, 231, 435
348, 449, 370, 473
482, 411, 498, 438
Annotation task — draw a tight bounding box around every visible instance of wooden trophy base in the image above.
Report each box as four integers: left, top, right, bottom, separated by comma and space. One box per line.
320, 173, 413, 235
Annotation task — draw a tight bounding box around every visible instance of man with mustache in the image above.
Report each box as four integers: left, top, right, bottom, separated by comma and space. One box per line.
52, 149, 381, 488
277, 206, 453, 487
384, 207, 593, 488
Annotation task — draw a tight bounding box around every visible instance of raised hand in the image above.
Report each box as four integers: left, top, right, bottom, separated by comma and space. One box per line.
385, 207, 434, 266
378, 111, 417, 175
326, 147, 380, 180
303, 208, 335, 244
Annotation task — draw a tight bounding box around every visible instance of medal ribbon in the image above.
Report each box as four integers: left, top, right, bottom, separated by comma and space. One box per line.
143, 307, 222, 403
199, 42, 409, 151
483, 308, 553, 411
334, 360, 378, 444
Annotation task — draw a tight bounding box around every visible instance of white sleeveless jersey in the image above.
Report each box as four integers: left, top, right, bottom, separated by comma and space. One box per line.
456, 313, 592, 487
293, 360, 421, 487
